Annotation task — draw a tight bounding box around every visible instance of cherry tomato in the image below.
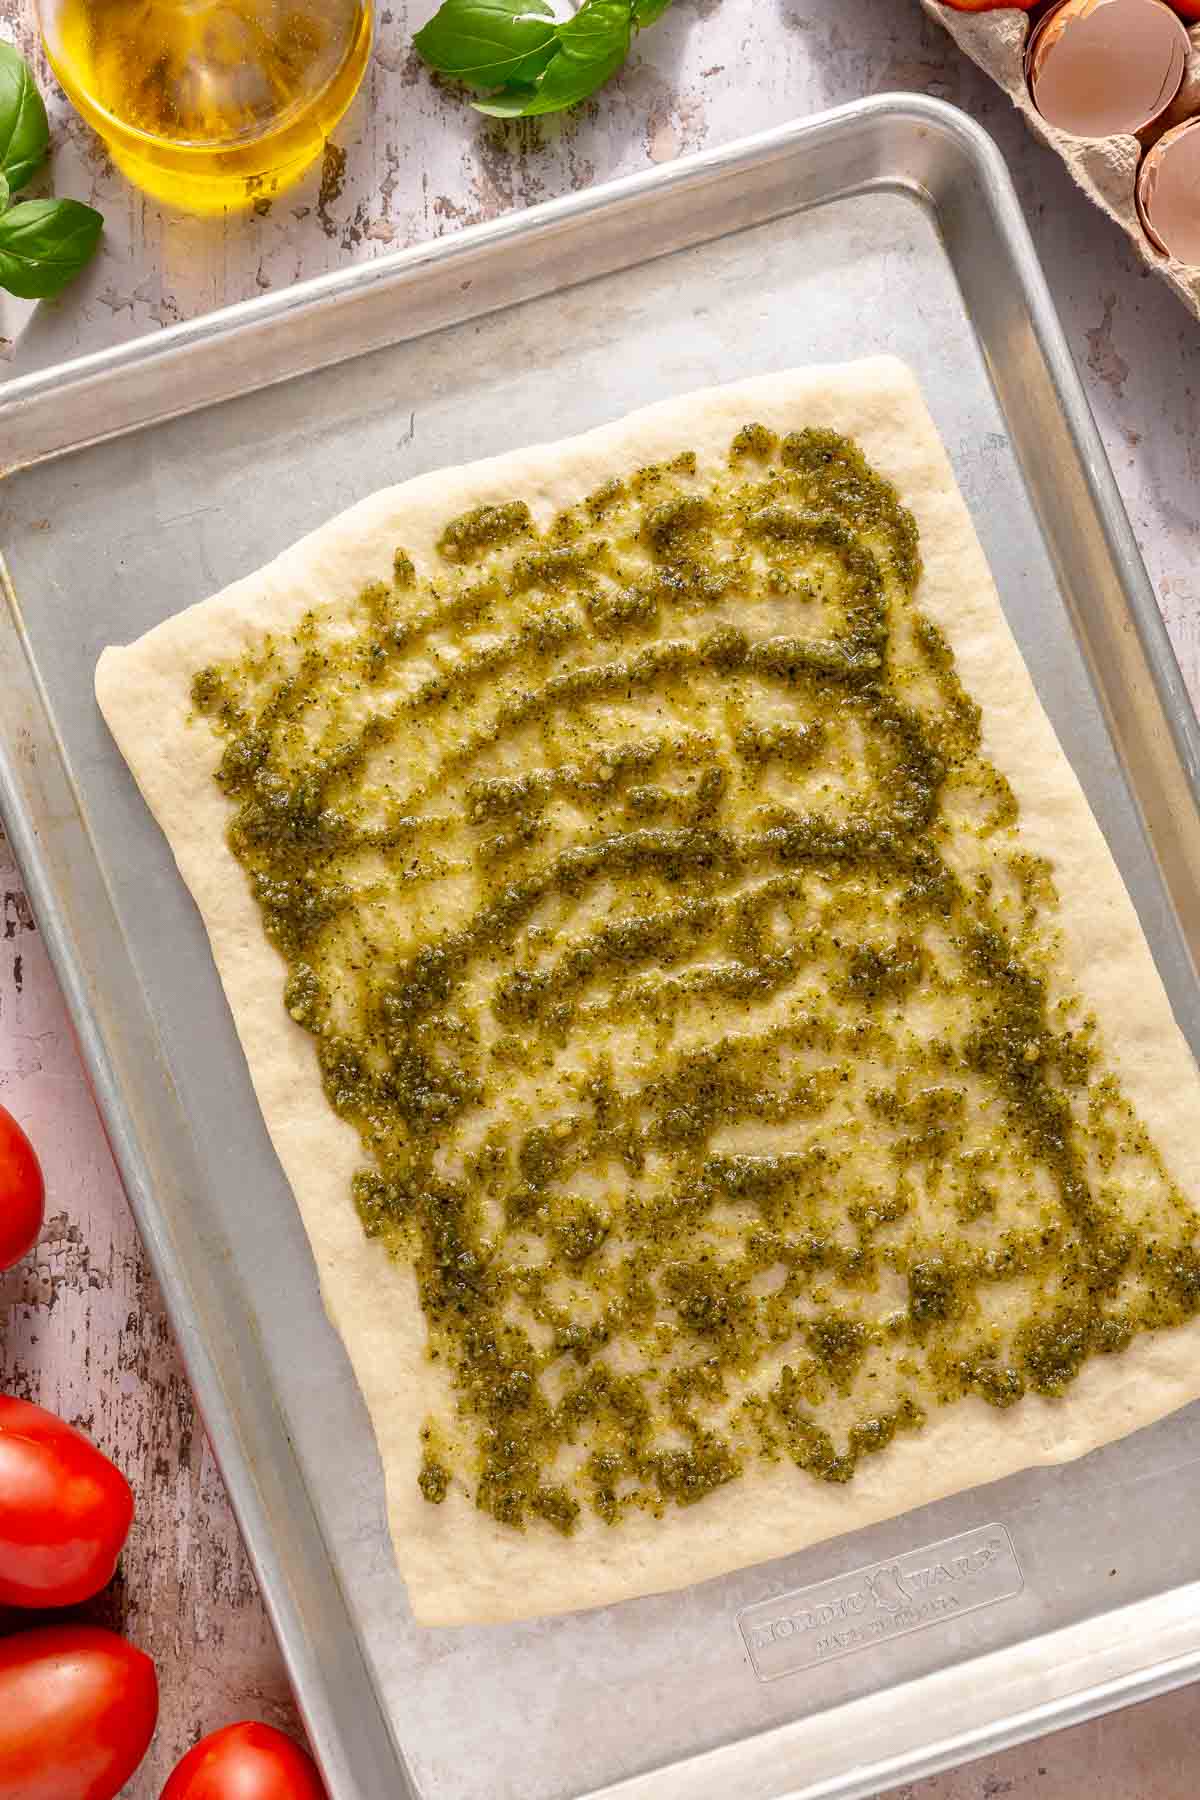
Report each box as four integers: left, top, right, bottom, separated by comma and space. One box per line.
1168, 0, 1200, 17
0, 1101, 44, 1270
161, 1722, 329, 1800
938, 1, 1035, 10
0, 1395, 134, 1607
0, 1624, 158, 1800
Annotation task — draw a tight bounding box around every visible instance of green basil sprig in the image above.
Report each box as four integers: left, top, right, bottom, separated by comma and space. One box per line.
0, 41, 49, 190
0, 196, 104, 299
0, 42, 102, 299
414, 0, 672, 119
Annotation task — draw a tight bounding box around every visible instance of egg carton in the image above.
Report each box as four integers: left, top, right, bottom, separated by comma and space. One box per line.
920, 1, 1200, 319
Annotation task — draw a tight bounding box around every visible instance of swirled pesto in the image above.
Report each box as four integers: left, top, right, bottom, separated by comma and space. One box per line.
190, 425, 1200, 1535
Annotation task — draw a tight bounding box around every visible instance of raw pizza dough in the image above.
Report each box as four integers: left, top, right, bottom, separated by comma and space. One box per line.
96, 358, 1200, 1626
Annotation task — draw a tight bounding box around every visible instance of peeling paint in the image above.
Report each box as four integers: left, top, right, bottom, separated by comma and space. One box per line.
3, 891, 35, 938
1086, 293, 1131, 399
316, 140, 349, 236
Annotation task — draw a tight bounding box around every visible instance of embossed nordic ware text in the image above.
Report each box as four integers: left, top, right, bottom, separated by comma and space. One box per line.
738, 1523, 1023, 1679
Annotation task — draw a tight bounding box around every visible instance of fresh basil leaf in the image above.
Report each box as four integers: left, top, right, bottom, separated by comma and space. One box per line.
0, 171, 9, 215
470, 82, 544, 118
474, 0, 633, 117
0, 197, 102, 298
632, 0, 672, 24
414, 0, 560, 88
0, 43, 50, 192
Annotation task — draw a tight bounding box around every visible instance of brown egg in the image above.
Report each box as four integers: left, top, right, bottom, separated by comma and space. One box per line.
1026, 0, 1189, 137
1138, 117, 1200, 263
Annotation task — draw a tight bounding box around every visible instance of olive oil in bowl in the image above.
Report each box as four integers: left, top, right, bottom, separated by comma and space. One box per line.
40, 0, 371, 212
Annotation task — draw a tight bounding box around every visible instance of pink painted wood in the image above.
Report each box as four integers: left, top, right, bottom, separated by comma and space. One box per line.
0, 839, 299, 1784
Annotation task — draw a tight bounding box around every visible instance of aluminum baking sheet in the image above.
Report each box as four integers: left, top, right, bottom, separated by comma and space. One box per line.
4, 95, 1200, 1800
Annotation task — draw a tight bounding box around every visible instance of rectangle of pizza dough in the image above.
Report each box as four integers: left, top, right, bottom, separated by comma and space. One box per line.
95, 358, 1200, 1626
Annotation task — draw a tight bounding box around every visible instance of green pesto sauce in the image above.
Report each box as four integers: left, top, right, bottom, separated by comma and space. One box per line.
190, 422, 1200, 1535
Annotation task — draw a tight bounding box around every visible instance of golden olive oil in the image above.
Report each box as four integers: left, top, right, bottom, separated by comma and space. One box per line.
43, 0, 371, 212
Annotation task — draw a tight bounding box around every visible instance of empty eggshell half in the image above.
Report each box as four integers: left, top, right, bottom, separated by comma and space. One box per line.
1137, 115, 1200, 262
1027, 0, 1188, 138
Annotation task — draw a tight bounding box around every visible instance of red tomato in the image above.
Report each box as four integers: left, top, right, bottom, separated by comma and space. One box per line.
0, 1624, 157, 1800
1168, 0, 1200, 17
938, 1, 1036, 9
0, 1395, 134, 1607
0, 1101, 44, 1270
161, 1722, 329, 1800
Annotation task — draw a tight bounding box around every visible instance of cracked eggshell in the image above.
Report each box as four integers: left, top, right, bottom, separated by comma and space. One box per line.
1138, 117, 1200, 260
919, 0, 1200, 319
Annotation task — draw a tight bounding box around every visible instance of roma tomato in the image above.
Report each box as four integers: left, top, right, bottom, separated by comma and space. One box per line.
0, 1624, 157, 1800
0, 1101, 44, 1269
161, 1721, 329, 1800
0, 1395, 134, 1607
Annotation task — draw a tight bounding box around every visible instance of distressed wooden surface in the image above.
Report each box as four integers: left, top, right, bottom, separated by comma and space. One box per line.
1, 0, 1199, 1792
